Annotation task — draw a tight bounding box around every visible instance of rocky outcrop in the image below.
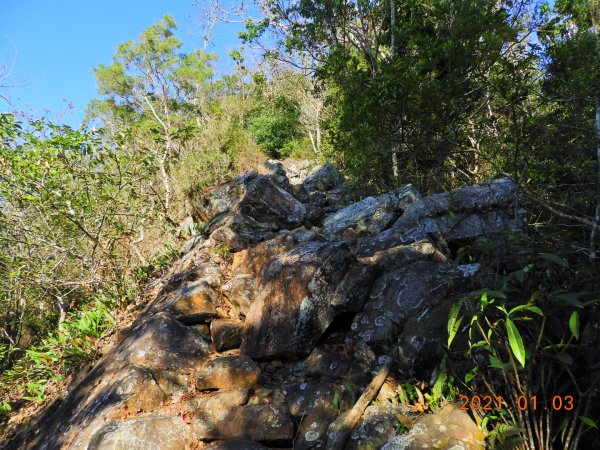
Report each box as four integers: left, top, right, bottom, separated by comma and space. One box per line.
7, 161, 523, 450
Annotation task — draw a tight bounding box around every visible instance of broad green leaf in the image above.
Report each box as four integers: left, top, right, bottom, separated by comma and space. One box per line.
448, 317, 464, 348
506, 318, 526, 367
569, 311, 580, 340
509, 304, 543, 316
537, 252, 568, 267
579, 416, 598, 429
489, 354, 511, 370
447, 301, 463, 347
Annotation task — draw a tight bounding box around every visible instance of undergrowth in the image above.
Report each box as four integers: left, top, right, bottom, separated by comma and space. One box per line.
447, 233, 600, 449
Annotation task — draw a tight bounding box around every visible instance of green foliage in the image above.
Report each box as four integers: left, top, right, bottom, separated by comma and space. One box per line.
0, 298, 115, 407
448, 243, 600, 449
248, 96, 302, 158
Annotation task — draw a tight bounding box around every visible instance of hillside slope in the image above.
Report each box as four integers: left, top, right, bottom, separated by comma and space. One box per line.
5, 160, 525, 450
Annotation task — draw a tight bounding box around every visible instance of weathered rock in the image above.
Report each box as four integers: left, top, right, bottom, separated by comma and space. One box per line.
239, 175, 306, 227
206, 212, 279, 249
281, 158, 314, 185
322, 185, 420, 237
111, 365, 172, 409
357, 240, 446, 270
195, 355, 261, 391
294, 405, 336, 450
194, 171, 306, 231
231, 233, 297, 276
356, 217, 446, 258
256, 159, 293, 192
305, 348, 351, 379
396, 292, 476, 377
208, 225, 252, 251
357, 178, 524, 257
186, 389, 251, 412
192, 171, 254, 221
241, 240, 355, 359
191, 403, 294, 443
205, 441, 268, 450
330, 263, 377, 312
211, 319, 243, 351
302, 163, 345, 193
120, 312, 211, 371
352, 261, 479, 344
284, 382, 335, 416
382, 403, 485, 449
88, 414, 190, 450
393, 177, 525, 242
220, 275, 256, 317
165, 280, 219, 324
345, 403, 411, 450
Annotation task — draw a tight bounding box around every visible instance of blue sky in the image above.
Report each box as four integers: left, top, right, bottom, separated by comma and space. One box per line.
0, 0, 247, 127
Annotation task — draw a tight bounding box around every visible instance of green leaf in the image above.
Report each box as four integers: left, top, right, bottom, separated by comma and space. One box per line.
486, 290, 507, 299
506, 318, 526, 367
489, 354, 511, 370
447, 301, 463, 347
465, 367, 478, 383
569, 311, 580, 340
537, 252, 568, 268
579, 416, 598, 429
509, 304, 544, 316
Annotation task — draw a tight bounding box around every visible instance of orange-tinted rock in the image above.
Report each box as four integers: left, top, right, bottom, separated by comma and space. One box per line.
241, 240, 355, 359
195, 355, 261, 391
88, 414, 190, 450
211, 319, 243, 351
190, 403, 294, 443
166, 280, 219, 324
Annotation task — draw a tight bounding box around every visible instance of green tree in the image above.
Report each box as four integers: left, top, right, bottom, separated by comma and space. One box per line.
245, 0, 538, 188
536, 0, 600, 257
87, 15, 215, 218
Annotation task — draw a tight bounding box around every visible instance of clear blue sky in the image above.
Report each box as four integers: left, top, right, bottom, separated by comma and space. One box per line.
0, 0, 247, 127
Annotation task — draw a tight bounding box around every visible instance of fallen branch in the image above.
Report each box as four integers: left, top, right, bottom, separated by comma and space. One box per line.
327, 356, 393, 450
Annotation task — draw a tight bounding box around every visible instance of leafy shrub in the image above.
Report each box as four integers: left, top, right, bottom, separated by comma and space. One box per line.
448, 245, 600, 449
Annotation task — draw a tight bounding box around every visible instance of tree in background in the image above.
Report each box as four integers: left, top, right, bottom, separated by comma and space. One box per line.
87, 15, 215, 221
535, 0, 600, 257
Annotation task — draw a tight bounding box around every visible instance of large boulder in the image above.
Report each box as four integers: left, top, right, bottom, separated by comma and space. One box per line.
120, 312, 211, 371
194, 171, 306, 233
195, 355, 261, 391
322, 185, 420, 237
301, 163, 345, 193
163, 280, 219, 324
382, 403, 485, 449
241, 240, 363, 359
190, 403, 294, 443
88, 414, 190, 450
281, 159, 314, 185
395, 177, 525, 240
357, 178, 525, 256
351, 261, 479, 344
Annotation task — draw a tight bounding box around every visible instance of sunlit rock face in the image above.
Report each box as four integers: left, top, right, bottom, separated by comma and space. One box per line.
9, 161, 518, 450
